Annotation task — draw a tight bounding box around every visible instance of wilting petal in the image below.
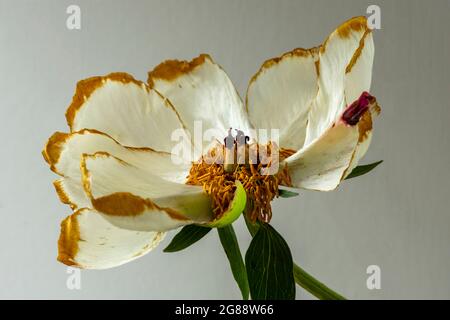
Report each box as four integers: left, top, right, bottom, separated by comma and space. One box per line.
305, 16, 372, 146
58, 208, 165, 269
43, 129, 190, 182
285, 93, 379, 191
53, 178, 90, 210
246, 48, 319, 149
66, 73, 191, 153
43, 129, 191, 210
81, 152, 214, 231
148, 54, 252, 154
286, 122, 359, 191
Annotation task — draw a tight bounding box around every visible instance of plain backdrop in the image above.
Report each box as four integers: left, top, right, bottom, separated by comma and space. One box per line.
0, 0, 449, 299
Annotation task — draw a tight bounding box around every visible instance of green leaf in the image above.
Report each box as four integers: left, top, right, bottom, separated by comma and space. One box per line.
244, 215, 346, 300
245, 223, 295, 300
217, 225, 250, 300
278, 189, 299, 198
345, 160, 383, 180
163, 225, 211, 253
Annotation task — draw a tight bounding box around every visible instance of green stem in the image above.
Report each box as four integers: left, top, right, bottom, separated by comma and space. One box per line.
293, 264, 346, 300
244, 216, 346, 300
217, 225, 250, 300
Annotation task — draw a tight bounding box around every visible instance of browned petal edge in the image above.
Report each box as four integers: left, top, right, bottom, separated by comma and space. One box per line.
147, 54, 211, 87
336, 16, 368, 39
320, 16, 369, 53
80, 152, 189, 221
42, 128, 170, 175
65, 72, 147, 131
58, 209, 82, 267
245, 47, 320, 113
53, 179, 77, 210
319, 16, 370, 74
42, 132, 69, 170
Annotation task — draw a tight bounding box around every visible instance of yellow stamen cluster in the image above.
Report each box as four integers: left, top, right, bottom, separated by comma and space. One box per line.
186, 142, 294, 223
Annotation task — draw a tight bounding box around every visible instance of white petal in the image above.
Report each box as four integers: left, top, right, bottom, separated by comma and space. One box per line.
43, 129, 190, 182
66, 73, 191, 153
345, 32, 374, 104
285, 97, 379, 191
148, 54, 252, 155
246, 48, 319, 149
58, 208, 164, 269
305, 17, 371, 146
286, 122, 359, 191
43, 129, 191, 209
81, 152, 213, 231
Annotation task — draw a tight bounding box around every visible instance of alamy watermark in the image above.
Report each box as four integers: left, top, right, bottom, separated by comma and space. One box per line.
66, 267, 81, 290
367, 5, 381, 30
66, 5, 81, 30
366, 265, 381, 290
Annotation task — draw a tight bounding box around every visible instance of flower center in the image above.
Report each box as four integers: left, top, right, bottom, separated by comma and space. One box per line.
186, 130, 295, 223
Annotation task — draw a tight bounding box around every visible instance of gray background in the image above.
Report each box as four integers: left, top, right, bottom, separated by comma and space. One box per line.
0, 0, 449, 299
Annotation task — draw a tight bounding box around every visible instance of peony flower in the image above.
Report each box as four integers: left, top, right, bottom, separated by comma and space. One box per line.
43, 16, 380, 270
